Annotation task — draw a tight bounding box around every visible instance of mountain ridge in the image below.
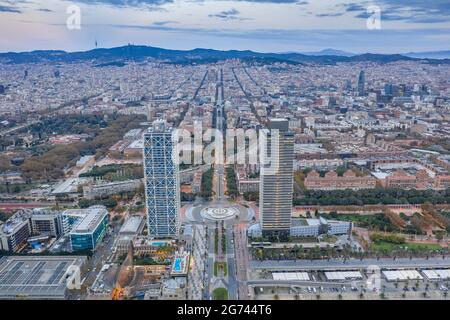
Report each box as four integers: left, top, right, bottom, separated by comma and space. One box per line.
1, 45, 449, 65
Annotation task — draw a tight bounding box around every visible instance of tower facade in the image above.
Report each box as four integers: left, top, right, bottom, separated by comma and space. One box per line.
260, 119, 294, 238
143, 120, 180, 238
358, 70, 366, 97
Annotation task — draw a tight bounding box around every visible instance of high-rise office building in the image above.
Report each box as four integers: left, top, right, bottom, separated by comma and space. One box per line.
143, 120, 180, 238
259, 119, 294, 237
358, 70, 365, 97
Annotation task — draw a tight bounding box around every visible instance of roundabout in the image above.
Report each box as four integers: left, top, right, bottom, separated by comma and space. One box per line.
201, 206, 240, 221
185, 200, 253, 225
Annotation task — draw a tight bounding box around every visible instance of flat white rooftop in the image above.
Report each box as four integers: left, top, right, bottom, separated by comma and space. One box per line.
0, 256, 86, 299
272, 272, 310, 281
71, 206, 107, 233
325, 271, 362, 280
382, 270, 423, 281
119, 216, 143, 235
421, 269, 450, 280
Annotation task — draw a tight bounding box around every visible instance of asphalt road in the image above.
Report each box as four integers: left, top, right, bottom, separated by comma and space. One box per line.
234, 223, 250, 299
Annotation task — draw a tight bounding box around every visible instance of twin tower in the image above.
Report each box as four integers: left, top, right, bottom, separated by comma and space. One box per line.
143, 118, 294, 239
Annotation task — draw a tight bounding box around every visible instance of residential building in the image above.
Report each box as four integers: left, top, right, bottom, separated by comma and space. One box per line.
30, 209, 62, 238
0, 210, 31, 253
305, 170, 377, 190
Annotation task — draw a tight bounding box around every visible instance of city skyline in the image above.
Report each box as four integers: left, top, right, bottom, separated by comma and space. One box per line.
0, 0, 449, 53
1, 0, 450, 303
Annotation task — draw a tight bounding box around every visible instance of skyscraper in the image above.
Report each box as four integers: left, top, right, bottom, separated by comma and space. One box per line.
143, 120, 180, 238
358, 70, 365, 97
259, 119, 294, 238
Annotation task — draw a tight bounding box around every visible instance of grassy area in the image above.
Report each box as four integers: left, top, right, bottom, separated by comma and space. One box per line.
295, 188, 450, 206
212, 288, 228, 300
214, 228, 218, 255
320, 213, 400, 232
371, 241, 442, 252
225, 167, 239, 198
320, 234, 338, 243
0, 183, 38, 194
0, 211, 13, 222
79, 164, 143, 181
214, 262, 228, 277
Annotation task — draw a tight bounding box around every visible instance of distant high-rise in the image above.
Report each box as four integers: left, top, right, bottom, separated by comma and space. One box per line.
143, 120, 180, 238
384, 83, 393, 96
358, 70, 365, 97
0, 85, 4, 95
259, 119, 294, 238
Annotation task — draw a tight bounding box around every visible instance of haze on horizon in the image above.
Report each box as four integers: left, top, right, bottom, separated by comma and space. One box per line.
0, 0, 449, 54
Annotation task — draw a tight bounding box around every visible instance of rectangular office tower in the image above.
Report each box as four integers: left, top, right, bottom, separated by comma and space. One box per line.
358, 70, 366, 97
143, 120, 180, 238
260, 119, 294, 238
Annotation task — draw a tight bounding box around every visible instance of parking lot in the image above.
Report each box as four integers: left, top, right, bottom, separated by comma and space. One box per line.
250, 267, 450, 300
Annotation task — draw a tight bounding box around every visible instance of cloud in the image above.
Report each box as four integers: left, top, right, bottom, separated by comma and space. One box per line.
382, 0, 450, 15
0, 5, 22, 13
316, 12, 343, 17
343, 0, 450, 24
229, 0, 300, 3
209, 8, 250, 21
341, 3, 368, 12
152, 20, 178, 26
69, 0, 173, 8
36, 8, 52, 12
110, 22, 450, 45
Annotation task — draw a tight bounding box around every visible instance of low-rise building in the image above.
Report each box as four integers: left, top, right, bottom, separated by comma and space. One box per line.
0, 256, 87, 300
0, 210, 31, 253
69, 206, 109, 252
61, 208, 89, 235
192, 171, 202, 194
117, 216, 144, 254
248, 217, 352, 238
161, 277, 187, 300
305, 170, 376, 190
382, 169, 450, 190
83, 179, 142, 200
30, 209, 62, 238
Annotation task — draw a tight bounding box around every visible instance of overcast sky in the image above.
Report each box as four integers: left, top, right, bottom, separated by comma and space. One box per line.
1, 0, 449, 53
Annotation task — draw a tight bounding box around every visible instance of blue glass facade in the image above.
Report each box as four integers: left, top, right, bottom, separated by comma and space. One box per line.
143, 121, 180, 238
70, 214, 108, 251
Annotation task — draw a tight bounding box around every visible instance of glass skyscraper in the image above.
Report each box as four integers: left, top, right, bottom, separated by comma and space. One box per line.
358, 70, 366, 97
143, 120, 180, 239
260, 119, 294, 238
